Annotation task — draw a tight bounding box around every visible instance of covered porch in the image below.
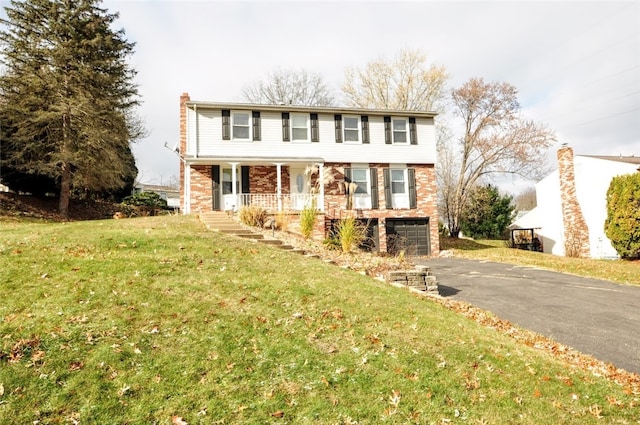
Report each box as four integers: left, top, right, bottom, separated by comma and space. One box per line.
183, 157, 326, 214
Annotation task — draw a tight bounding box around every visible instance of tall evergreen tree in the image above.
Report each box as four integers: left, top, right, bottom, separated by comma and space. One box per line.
0, 0, 144, 215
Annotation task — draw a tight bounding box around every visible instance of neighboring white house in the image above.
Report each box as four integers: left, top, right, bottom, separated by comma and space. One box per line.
133, 183, 180, 209
511, 146, 640, 258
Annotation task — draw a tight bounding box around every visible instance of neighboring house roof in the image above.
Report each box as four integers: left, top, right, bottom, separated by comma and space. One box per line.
510, 208, 541, 229
184, 100, 438, 119
581, 155, 640, 165
135, 183, 179, 194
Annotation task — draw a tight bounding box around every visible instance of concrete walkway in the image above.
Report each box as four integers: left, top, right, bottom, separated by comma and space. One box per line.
416, 257, 640, 374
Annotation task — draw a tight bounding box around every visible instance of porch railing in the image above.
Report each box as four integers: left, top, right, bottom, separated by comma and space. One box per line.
235, 194, 322, 212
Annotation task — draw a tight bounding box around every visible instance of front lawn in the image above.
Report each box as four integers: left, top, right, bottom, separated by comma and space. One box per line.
1, 216, 637, 424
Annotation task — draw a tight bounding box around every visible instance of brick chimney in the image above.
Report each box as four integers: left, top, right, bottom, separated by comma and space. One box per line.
179, 92, 190, 212
557, 145, 590, 257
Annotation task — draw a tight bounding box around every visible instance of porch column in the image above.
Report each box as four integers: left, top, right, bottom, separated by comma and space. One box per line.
230, 162, 238, 211
275, 163, 283, 211
317, 163, 325, 212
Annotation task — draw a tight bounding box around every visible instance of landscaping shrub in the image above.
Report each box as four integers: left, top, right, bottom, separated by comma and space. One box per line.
299, 200, 317, 239
605, 172, 640, 259
238, 205, 267, 228
333, 216, 368, 253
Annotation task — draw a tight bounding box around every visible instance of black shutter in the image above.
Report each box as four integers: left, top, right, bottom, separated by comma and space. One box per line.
212, 165, 221, 210
361, 116, 370, 144
241, 166, 250, 194
282, 112, 290, 142
383, 168, 392, 208
222, 110, 230, 141
343, 167, 352, 182
334, 114, 342, 143
408, 168, 417, 209
252, 111, 261, 141
409, 117, 417, 145
384, 116, 392, 144
370, 167, 378, 209
311, 113, 319, 142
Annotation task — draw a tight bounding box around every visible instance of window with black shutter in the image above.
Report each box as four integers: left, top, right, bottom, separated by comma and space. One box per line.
222, 110, 230, 140
282, 112, 290, 142
311, 113, 319, 142
252, 111, 261, 141
408, 168, 417, 208
409, 117, 417, 145
334, 114, 343, 143
384, 116, 392, 144
361, 116, 370, 144
370, 167, 378, 208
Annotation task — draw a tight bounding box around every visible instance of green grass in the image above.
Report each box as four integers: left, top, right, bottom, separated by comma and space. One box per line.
0, 216, 638, 424
441, 237, 640, 286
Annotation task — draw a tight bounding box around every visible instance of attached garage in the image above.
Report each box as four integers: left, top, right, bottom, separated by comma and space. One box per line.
385, 218, 431, 256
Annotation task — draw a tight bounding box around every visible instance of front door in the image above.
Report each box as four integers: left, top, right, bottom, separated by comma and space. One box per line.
222, 168, 240, 211
289, 166, 310, 210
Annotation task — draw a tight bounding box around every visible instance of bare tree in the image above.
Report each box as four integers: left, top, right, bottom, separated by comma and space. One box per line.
241, 69, 334, 106
342, 48, 448, 111
440, 78, 555, 237
514, 187, 537, 211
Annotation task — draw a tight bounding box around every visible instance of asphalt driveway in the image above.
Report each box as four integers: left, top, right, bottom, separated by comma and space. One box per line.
416, 257, 640, 374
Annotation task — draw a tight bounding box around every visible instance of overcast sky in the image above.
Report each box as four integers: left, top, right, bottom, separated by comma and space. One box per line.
9, 0, 640, 193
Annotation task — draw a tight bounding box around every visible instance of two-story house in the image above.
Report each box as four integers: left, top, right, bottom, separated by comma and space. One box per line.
179, 93, 439, 256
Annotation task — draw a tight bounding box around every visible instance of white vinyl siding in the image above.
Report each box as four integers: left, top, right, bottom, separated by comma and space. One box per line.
185, 109, 436, 164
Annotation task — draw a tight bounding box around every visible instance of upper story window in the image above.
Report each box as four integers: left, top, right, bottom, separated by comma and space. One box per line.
392, 118, 408, 144
384, 116, 417, 145
291, 113, 309, 142
223, 110, 260, 141
344, 116, 360, 143
335, 115, 369, 144
232, 111, 250, 140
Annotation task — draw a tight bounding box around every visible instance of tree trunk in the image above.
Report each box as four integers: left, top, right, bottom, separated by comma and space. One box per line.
449, 227, 460, 238
58, 162, 71, 217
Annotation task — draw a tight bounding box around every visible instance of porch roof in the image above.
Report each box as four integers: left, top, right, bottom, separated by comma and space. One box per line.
184, 155, 326, 165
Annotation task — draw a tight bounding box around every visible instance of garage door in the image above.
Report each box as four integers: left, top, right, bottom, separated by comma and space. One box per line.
385, 218, 430, 256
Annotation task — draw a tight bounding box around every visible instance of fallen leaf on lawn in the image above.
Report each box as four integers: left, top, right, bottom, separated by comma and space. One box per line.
69, 361, 84, 371
271, 410, 284, 418
32, 350, 45, 362
588, 404, 602, 418
0, 383, 4, 396
606, 395, 624, 407
171, 416, 188, 425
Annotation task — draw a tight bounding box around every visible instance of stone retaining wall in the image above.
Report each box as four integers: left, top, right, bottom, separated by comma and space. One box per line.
386, 265, 438, 295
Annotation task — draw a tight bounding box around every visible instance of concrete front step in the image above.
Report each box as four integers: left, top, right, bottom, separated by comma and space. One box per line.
235, 233, 264, 240
257, 239, 284, 246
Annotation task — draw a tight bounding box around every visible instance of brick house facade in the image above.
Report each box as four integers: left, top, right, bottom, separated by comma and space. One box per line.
179, 93, 439, 256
